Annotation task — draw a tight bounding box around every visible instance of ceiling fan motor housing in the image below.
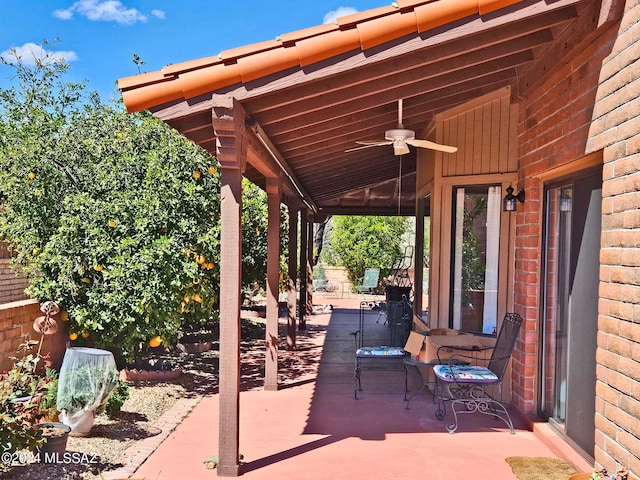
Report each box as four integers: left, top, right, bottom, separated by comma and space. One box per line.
385, 128, 415, 141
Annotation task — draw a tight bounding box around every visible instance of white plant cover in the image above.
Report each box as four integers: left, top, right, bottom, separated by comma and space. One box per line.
57, 347, 118, 418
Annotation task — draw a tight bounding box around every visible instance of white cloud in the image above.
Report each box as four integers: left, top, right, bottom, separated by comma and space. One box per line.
53, 0, 147, 25
0, 43, 78, 66
151, 9, 165, 19
323, 6, 358, 24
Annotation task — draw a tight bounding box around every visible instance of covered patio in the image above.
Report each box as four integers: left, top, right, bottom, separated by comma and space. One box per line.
117, 0, 619, 476
122, 295, 590, 479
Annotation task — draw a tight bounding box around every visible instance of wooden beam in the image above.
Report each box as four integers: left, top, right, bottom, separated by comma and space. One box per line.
517, 0, 599, 99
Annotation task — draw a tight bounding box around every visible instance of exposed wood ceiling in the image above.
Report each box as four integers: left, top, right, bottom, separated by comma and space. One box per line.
142, 0, 596, 216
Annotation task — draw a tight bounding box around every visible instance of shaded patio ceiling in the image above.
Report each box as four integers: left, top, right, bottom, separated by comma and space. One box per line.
119, 0, 596, 216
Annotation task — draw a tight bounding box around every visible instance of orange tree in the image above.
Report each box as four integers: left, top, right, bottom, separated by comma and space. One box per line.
0, 48, 220, 361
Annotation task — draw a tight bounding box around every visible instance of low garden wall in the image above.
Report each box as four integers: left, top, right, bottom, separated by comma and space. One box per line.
0, 299, 68, 372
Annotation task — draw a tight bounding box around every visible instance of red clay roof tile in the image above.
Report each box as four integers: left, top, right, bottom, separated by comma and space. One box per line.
479, 0, 522, 15
296, 27, 360, 67
415, 0, 478, 33
278, 23, 339, 44
237, 45, 300, 83
118, 0, 525, 113
356, 10, 418, 51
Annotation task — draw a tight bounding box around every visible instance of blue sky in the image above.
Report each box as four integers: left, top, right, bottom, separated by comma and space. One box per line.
1, 0, 385, 102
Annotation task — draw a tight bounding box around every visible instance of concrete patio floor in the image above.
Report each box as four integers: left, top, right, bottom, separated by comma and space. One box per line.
118, 295, 592, 479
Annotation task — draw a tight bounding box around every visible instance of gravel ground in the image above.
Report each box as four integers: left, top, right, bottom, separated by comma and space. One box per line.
0, 317, 269, 480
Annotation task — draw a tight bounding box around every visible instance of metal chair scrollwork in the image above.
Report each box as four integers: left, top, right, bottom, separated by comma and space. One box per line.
432, 312, 523, 433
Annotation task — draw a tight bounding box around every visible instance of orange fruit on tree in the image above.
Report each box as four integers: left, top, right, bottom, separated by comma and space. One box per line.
193, 171, 201, 179
81, 330, 90, 338
94, 265, 104, 272
208, 166, 217, 175
60, 311, 69, 321
149, 336, 162, 348
28, 172, 36, 179
69, 332, 78, 340
108, 220, 116, 228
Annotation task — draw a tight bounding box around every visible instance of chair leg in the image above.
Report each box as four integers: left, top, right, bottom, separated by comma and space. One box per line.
444, 384, 516, 434
354, 359, 362, 399
433, 378, 447, 421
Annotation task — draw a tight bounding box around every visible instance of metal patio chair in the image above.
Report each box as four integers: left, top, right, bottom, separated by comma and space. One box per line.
353, 297, 412, 399
432, 312, 523, 433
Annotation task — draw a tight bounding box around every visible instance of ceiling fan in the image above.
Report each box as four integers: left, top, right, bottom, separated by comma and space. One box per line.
346, 99, 458, 156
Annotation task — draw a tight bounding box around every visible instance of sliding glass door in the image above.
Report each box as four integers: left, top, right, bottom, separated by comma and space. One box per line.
539, 169, 601, 458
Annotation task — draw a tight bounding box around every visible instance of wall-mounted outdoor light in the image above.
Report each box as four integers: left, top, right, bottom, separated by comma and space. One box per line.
503, 184, 525, 212
559, 192, 572, 212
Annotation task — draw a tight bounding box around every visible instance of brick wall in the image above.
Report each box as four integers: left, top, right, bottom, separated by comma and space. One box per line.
0, 299, 68, 372
1, 240, 29, 303
514, 23, 617, 413
515, 1, 640, 476
0, 259, 29, 303
585, 0, 640, 476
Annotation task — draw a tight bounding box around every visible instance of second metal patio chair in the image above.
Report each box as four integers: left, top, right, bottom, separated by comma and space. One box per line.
432, 312, 523, 433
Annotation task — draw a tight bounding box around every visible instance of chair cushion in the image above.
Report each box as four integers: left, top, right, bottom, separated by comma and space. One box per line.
433, 364, 498, 383
356, 346, 405, 357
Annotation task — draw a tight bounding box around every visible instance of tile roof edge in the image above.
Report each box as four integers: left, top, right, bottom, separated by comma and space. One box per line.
119, 0, 524, 113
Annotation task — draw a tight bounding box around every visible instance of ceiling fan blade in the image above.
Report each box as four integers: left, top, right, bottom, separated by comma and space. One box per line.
406, 139, 458, 153
356, 140, 393, 146
345, 140, 393, 153
345, 144, 381, 153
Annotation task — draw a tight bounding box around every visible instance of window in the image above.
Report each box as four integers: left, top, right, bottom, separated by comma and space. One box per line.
450, 185, 501, 334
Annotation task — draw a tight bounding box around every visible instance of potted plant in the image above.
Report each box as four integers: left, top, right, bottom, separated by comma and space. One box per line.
569, 467, 629, 480
0, 338, 62, 466
57, 347, 118, 436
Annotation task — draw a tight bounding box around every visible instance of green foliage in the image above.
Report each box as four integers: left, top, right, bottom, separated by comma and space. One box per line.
105, 380, 130, 417
0, 45, 220, 360
241, 178, 288, 291
327, 215, 410, 282
461, 196, 487, 295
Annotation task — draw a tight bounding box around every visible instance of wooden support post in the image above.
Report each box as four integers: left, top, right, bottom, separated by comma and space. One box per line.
286, 202, 299, 350
265, 178, 281, 391
214, 106, 245, 477
299, 209, 308, 330
306, 214, 314, 317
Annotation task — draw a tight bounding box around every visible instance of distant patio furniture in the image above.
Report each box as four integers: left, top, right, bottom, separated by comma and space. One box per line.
312, 278, 329, 292
354, 268, 380, 298
432, 312, 523, 433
